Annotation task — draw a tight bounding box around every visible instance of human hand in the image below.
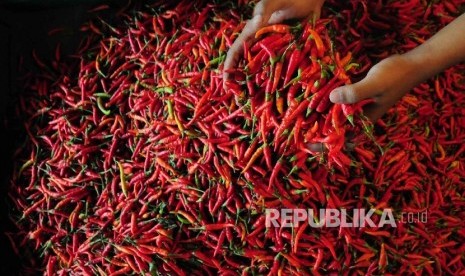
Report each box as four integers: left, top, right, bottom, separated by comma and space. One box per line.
310, 13, 465, 154
223, 0, 326, 87
308, 54, 421, 153
329, 12, 465, 122
329, 54, 421, 122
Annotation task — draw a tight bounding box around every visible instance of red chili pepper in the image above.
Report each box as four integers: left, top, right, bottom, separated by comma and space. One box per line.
308, 29, 325, 57
259, 42, 277, 62
241, 146, 264, 173
275, 99, 309, 139
286, 82, 300, 107
271, 61, 283, 93
251, 33, 283, 53
284, 48, 301, 85
316, 79, 344, 113
255, 24, 290, 38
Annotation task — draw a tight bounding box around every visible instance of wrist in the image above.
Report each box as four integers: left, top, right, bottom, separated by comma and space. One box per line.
399, 51, 436, 87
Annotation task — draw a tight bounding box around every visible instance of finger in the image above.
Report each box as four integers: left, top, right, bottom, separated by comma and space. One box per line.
268, 4, 323, 24
223, 41, 242, 84
224, 0, 286, 86
268, 8, 299, 24
329, 78, 379, 104
342, 131, 356, 151
223, 18, 261, 86
253, 0, 286, 20
223, 54, 236, 87
307, 141, 355, 153
361, 101, 392, 122
307, 143, 326, 153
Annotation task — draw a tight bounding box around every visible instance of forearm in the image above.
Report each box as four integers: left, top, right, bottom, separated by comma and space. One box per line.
404, 13, 465, 81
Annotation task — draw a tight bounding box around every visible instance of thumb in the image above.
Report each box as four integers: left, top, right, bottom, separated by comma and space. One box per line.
253, 0, 286, 26
329, 78, 378, 104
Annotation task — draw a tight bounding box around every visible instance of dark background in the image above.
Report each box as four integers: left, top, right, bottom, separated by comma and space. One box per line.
0, 1, 125, 274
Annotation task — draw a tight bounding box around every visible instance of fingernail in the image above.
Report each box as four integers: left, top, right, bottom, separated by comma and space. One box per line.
329, 89, 342, 103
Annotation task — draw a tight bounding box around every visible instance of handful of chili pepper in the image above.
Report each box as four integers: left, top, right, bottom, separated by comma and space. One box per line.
226, 18, 372, 176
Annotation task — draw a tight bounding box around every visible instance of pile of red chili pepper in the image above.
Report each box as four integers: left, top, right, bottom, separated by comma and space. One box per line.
6, 0, 465, 274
